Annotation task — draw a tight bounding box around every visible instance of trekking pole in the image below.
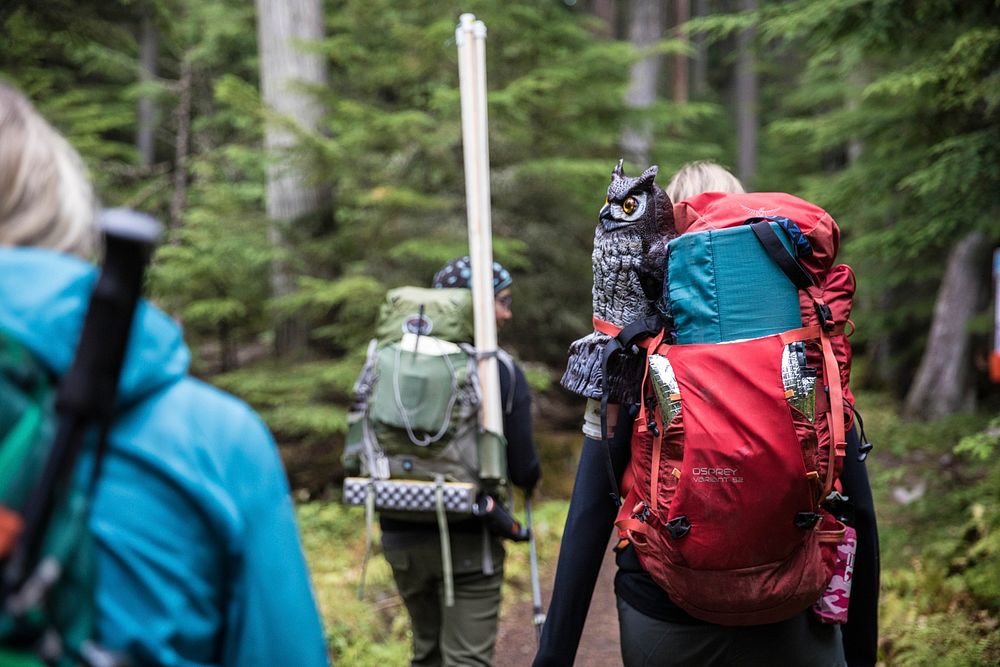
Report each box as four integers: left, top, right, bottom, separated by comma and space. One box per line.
525, 491, 546, 642
2, 209, 161, 597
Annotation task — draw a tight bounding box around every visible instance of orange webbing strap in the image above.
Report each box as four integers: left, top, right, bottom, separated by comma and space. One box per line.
649, 432, 663, 513
0, 506, 24, 558
616, 517, 650, 536
778, 324, 847, 496
593, 317, 660, 350
593, 317, 621, 337
777, 324, 847, 345
778, 324, 820, 344
635, 329, 667, 434
821, 330, 846, 495
643, 330, 667, 512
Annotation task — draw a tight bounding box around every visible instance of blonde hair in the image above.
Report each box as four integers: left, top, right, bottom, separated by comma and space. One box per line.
665, 160, 745, 202
0, 81, 98, 257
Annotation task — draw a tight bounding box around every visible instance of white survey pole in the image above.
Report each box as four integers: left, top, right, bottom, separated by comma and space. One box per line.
456, 13, 503, 437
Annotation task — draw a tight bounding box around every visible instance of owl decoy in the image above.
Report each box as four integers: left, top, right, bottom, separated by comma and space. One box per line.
594, 159, 675, 321
561, 159, 677, 403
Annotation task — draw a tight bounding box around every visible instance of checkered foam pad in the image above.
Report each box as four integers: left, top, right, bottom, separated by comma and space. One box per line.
343, 477, 476, 514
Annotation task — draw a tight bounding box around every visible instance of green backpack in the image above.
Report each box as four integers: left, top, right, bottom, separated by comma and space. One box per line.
343, 287, 514, 604
0, 333, 106, 667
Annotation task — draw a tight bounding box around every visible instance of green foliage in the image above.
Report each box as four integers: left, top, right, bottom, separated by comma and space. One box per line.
752, 0, 1000, 391
304, 0, 647, 362
520, 360, 554, 395
500, 498, 568, 603
214, 359, 359, 441
864, 393, 1000, 664
7, 4, 1000, 659
0, 2, 140, 190
955, 417, 1000, 462
150, 162, 273, 366
297, 502, 411, 666
297, 498, 569, 664
273, 275, 385, 354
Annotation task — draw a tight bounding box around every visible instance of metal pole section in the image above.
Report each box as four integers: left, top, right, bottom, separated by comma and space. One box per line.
525, 495, 546, 641
456, 14, 503, 436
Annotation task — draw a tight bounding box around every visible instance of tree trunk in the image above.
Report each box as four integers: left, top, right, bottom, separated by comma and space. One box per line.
673, 0, 690, 104
170, 56, 192, 238
692, 0, 709, 97
219, 320, 237, 373
621, 0, 663, 167
903, 231, 991, 420
734, 0, 758, 186
136, 8, 158, 168
589, 0, 616, 37
845, 52, 869, 164
255, 0, 328, 355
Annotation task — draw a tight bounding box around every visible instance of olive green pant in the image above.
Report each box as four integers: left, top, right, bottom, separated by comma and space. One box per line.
383, 532, 506, 667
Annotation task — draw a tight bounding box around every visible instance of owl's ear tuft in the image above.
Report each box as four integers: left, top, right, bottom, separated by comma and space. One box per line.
612, 158, 625, 179
636, 165, 659, 187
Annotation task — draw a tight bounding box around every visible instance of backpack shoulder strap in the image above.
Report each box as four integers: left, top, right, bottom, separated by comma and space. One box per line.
495, 349, 517, 416
594, 314, 666, 508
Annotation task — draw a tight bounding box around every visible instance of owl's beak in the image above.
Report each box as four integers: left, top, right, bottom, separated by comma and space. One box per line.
598, 202, 634, 231
598, 201, 611, 221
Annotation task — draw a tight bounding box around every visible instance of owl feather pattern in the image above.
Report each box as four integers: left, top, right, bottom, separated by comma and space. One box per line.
561, 160, 677, 403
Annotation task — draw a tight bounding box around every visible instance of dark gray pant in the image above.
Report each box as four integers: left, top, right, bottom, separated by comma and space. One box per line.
617, 596, 846, 667
383, 532, 505, 667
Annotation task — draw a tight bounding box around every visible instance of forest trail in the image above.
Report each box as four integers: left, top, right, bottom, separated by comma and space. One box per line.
495, 539, 621, 667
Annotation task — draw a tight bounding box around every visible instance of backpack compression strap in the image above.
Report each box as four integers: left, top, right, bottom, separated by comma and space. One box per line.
594, 315, 664, 507
478, 348, 517, 416
747, 219, 836, 330
747, 220, 814, 290
779, 325, 848, 495
747, 217, 847, 486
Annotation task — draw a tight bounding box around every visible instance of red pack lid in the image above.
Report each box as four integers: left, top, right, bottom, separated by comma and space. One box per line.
673, 192, 840, 281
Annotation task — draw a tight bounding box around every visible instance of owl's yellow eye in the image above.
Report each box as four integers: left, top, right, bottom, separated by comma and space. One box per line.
622, 196, 637, 215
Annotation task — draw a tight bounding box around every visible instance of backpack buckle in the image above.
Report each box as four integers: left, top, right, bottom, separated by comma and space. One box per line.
665, 515, 691, 539
814, 302, 834, 331
632, 501, 651, 524
644, 395, 660, 437
857, 440, 873, 462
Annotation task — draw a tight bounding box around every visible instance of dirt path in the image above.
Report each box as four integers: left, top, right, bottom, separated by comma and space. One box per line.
494, 541, 621, 667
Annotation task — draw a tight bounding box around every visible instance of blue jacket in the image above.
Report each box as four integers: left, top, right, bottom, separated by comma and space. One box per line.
0, 248, 329, 667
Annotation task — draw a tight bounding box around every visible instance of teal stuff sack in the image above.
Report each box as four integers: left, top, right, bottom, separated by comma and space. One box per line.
667, 222, 803, 344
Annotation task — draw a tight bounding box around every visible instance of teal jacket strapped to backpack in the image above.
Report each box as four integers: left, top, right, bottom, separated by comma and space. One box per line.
0, 248, 328, 667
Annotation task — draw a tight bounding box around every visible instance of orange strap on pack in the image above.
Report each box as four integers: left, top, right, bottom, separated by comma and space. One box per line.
593, 317, 662, 350
616, 517, 650, 537
593, 316, 621, 337
821, 330, 846, 493
0, 506, 24, 558
642, 330, 667, 512
778, 324, 847, 495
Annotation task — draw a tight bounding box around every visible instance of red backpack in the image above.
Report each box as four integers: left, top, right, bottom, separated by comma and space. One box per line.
613, 192, 857, 625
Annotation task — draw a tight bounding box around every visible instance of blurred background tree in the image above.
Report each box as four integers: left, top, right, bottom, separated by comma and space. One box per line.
2, 0, 997, 454
3, 0, 1000, 663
